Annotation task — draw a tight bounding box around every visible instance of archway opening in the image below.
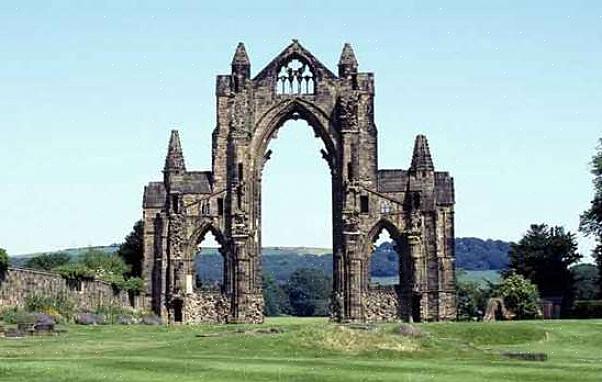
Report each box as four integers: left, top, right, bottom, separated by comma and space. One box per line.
194, 229, 224, 291
369, 228, 400, 286
172, 299, 183, 323
260, 118, 333, 317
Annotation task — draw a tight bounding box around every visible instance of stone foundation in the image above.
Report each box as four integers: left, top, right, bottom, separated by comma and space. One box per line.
0, 268, 138, 312
363, 286, 401, 322
183, 291, 231, 324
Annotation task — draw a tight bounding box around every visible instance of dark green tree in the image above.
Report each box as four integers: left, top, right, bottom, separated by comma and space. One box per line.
262, 275, 290, 316
284, 268, 331, 316
580, 138, 602, 298
25, 252, 71, 271
0, 248, 9, 278
117, 220, 144, 277
456, 272, 491, 321
504, 224, 581, 315
571, 263, 600, 301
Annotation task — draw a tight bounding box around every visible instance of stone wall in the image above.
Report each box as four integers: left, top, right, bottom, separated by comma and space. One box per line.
184, 291, 231, 324
363, 286, 400, 322
0, 268, 137, 312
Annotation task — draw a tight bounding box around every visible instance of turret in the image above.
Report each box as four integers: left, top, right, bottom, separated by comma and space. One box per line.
231, 42, 250, 85
164, 130, 186, 180
338, 43, 358, 78
409, 135, 434, 172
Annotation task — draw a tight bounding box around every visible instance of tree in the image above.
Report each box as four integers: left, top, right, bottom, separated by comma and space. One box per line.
505, 224, 581, 315
25, 252, 71, 271
0, 248, 9, 277
495, 273, 541, 320
262, 275, 290, 316
572, 263, 600, 301
456, 271, 491, 321
117, 220, 144, 277
580, 138, 602, 298
284, 268, 331, 316
80, 248, 129, 280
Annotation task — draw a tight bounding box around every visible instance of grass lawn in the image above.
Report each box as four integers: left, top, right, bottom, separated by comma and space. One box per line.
1, 318, 601, 381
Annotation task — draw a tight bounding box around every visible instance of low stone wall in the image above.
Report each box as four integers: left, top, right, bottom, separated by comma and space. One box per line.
0, 268, 137, 312
363, 285, 401, 322
182, 291, 264, 324
184, 291, 231, 324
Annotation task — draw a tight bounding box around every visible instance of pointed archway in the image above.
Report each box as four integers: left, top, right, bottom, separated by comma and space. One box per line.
142, 40, 457, 324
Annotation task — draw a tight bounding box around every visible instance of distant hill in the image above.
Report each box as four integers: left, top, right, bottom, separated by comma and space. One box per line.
10, 237, 510, 284
9, 245, 119, 268
196, 237, 510, 285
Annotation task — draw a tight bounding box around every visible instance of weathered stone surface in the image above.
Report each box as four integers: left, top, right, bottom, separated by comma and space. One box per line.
363, 287, 400, 322
142, 41, 457, 324
0, 268, 137, 312
184, 292, 231, 324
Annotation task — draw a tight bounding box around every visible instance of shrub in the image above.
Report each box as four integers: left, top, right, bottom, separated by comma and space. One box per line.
495, 273, 541, 319
456, 279, 491, 321
11, 311, 36, 325
571, 300, 602, 318
54, 263, 95, 280
25, 293, 75, 322
0, 309, 55, 327
122, 277, 145, 294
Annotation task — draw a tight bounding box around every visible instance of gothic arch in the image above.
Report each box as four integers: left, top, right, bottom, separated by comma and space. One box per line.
251, 98, 339, 173
142, 40, 457, 324
188, 221, 226, 251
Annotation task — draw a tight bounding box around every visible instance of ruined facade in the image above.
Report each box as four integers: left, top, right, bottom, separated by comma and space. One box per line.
142, 41, 456, 324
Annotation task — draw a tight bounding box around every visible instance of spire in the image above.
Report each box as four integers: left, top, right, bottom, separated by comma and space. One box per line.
410, 135, 434, 172
231, 42, 250, 78
164, 130, 186, 173
338, 43, 358, 77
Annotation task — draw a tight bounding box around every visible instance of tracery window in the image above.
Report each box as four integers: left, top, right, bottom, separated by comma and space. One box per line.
275, 59, 315, 95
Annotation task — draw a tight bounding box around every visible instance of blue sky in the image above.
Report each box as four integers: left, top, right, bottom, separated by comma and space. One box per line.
1, 1, 601, 258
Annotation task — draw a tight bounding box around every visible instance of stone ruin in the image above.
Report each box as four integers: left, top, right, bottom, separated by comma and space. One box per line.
142, 40, 457, 324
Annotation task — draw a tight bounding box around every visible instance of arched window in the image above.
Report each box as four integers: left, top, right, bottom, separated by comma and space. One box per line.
275, 58, 315, 95
195, 229, 224, 292
369, 228, 399, 286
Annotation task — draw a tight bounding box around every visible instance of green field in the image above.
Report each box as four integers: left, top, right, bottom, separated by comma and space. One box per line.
1, 318, 601, 381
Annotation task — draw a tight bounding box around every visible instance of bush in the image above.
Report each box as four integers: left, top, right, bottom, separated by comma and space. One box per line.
456, 278, 490, 321
54, 263, 95, 280
9, 310, 36, 325
571, 300, 602, 318
122, 277, 144, 294
0, 307, 20, 324
25, 293, 75, 322
495, 273, 541, 319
